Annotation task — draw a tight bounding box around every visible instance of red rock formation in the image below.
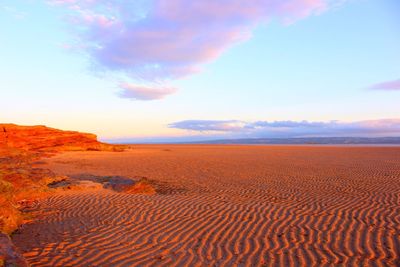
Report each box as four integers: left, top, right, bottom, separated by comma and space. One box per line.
0, 124, 120, 152
0, 124, 123, 235
0, 124, 124, 266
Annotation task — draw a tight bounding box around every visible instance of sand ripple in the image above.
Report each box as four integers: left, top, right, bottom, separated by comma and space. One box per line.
12, 146, 400, 266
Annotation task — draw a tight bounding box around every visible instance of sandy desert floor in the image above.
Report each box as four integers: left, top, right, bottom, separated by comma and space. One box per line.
12, 145, 400, 266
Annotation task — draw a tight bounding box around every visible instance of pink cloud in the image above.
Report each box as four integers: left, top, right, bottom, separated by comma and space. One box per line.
169, 119, 400, 137
119, 83, 177, 101
50, 0, 341, 98
370, 79, 400, 91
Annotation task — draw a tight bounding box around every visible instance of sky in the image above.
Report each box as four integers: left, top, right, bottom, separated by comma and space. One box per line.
1, 0, 399, 142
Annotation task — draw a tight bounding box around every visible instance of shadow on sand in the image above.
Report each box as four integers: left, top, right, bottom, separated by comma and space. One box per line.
48, 174, 136, 192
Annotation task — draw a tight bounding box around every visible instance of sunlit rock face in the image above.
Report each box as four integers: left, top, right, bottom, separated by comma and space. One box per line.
0, 124, 123, 236
0, 124, 117, 152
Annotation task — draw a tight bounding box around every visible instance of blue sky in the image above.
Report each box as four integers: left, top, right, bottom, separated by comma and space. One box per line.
1, 0, 399, 141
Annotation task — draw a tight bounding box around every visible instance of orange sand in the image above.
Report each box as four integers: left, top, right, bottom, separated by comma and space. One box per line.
12, 145, 400, 266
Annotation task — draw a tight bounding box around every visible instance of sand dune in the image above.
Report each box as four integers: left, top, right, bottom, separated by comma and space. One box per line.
12, 145, 400, 266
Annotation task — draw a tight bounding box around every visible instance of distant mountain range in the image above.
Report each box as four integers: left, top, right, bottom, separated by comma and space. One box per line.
191, 137, 400, 145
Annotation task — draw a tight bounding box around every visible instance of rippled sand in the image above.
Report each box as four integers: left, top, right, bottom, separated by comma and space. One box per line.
12, 145, 400, 266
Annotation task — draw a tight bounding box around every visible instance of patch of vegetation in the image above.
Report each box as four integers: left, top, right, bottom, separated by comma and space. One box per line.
0, 148, 62, 235
126, 177, 157, 195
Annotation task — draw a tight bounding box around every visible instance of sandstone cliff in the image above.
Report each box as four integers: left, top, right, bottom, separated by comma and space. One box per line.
0, 124, 120, 152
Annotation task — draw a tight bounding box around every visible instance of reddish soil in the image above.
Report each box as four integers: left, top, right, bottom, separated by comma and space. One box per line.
11, 145, 400, 266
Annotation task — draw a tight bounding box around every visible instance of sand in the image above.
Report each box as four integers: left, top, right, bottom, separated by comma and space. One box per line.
12, 145, 400, 266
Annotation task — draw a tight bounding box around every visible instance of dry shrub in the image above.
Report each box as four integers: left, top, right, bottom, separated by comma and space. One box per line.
125, 178, 156, 195
0, 150, 61, 234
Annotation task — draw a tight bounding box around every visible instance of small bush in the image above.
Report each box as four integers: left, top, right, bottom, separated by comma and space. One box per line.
126, 178, 156, 195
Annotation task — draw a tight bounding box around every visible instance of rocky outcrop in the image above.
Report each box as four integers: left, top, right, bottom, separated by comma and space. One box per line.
0, 124, 125, 235
0, 124, 121, 152
0, 124, 125, 265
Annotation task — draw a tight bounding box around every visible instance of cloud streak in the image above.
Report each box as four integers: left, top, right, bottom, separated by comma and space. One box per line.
370, 79, 400, 91
169, 119, 400, 138
49, 0, 339, 99
1, 4, 27, 19
169, 120, 249, 132
119, 83, 177, 100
